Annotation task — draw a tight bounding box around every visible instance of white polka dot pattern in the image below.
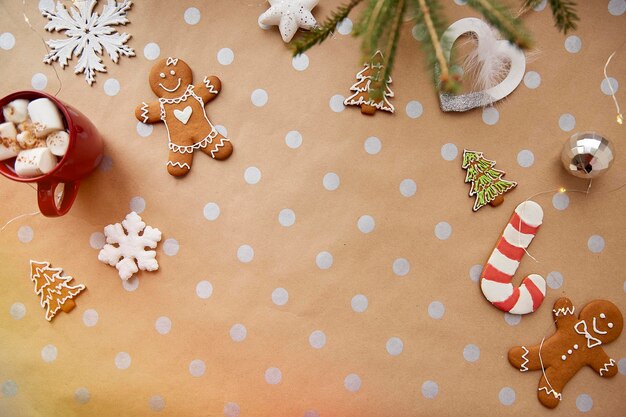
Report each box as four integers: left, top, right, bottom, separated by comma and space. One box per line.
129, 196, 146, 214
265, 367, 282, 384
463, 344, 480, 362
189, 359, 206, 377
0, 32, 16, 50
285, 131, 303, 149
576, 394, 593, 412
316, 251, 333, 269
386, 337, 403, 356
237, 245, 254, 263
196, 281, 213, 299
103, 78, 120, 96
441, 143, 458, 161
399, 179, 416, 197
499, 387, 515, 405
504, 313, 522, 326
10, 302, 26, 320
422, 380, 439, 399
217, 48, 234, 65
74, 387, 90, 404
351, 294, 368, 312
292, 54, 309, 71
392, 258, 410, 277
83, 309, 99, 327
163, 238, 179, 256
482, 107, 499, 125
41, 344, 57, 362
143, 43, 160, 60
31, 73, 48, 90
547, 271, 564, 289
115, 352, 131, 369
251, 89, 268, 107
184, 7, 201, 25
344, 374, 361, 392
329, 95, 345, 112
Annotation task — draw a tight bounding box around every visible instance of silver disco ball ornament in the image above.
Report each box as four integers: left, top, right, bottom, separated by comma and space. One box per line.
560, 131, 615, 179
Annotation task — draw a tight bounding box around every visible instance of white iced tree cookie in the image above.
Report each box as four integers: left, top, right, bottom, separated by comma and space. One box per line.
41, 0, 135, 85
98, 211, 162, 280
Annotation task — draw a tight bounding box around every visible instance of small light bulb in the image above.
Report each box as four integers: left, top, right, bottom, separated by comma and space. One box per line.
559, 187, 567, 193
617, 114, 623, 125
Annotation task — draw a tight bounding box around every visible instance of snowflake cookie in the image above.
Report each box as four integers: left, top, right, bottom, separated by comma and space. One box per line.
41, 0, 135, 85
98, 211, 162, 280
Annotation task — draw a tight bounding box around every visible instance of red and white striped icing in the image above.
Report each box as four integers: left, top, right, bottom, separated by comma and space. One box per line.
480, 201, 546, 314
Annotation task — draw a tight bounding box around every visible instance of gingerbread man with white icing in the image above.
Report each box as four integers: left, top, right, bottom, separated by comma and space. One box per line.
508, 297, 623, 408
134, 57, 233, 176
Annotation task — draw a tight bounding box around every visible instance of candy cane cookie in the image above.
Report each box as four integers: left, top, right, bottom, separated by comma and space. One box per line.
480, 201, 546, 314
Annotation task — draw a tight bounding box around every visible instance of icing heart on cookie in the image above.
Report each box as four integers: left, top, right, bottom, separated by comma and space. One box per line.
174, 106, 193, 124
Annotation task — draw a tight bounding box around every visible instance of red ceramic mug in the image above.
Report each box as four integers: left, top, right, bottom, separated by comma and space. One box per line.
0, 90, 103, 217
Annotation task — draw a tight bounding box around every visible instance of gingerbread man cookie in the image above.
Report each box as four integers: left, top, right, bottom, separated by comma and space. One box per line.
508, 297, 623, 408
135, 57, 233, 176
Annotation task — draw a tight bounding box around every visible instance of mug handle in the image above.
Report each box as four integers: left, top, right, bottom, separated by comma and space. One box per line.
37, 180, 80, 217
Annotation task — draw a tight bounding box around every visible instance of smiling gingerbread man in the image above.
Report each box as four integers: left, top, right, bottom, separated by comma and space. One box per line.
508, 297, 623, 408
135, 57, 233, 176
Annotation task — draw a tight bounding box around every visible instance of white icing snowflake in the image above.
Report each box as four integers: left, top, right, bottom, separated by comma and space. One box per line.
41, 0, 135, 85
98, 211, 162, 280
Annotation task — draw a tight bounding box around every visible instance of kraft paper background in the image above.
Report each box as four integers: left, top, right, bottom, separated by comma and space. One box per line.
1, 1, 625, 416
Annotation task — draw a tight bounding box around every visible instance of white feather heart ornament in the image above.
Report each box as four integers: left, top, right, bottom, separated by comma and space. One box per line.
439, 18, 526, 112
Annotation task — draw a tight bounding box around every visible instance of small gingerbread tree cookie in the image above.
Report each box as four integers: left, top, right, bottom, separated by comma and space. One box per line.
135, 57, 233, 177
30, 260, 86, 321
344, 50, 395, 115
462, 150, 517, 211
508, 297, 623, 409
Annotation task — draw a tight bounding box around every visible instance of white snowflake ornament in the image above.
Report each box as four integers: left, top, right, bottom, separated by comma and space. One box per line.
258, 0, 318, 43
98, 211, 162, 280
41, 0, 135, 85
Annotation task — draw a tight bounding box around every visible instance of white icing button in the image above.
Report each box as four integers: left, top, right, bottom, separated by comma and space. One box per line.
561, 355, 567, 360
574, 344, 578, 349
600, 313, 606, 318
568, 349, 573, 354
608, 323, 614, 328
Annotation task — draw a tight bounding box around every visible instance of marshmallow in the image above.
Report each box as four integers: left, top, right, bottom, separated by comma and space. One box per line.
27, 98, 65, 138
0, 121, 17, 140
17, 130, 39, 148
46, 130, 70, 156
2, 99, 29, 124
0, 122, 20, 161
17, 120, 35, 133
14, 147, 58, 177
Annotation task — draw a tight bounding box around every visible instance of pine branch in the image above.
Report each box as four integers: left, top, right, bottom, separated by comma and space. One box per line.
290, 0, 364, 56
415, 0, 460, 92
357, 0, 398, 57
548, 0, 579, 34
467, 0, 533, 49
522, 0, 579, 33
522, 0, 543, 6
371, 0, 406, 100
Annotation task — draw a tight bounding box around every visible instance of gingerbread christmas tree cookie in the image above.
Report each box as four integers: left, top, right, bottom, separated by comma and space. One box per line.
30, 260, 86, 321
344, 50, 395, 115
462, 150, 516, 211
135, 57, 233, 177
508, 297, 623, 408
